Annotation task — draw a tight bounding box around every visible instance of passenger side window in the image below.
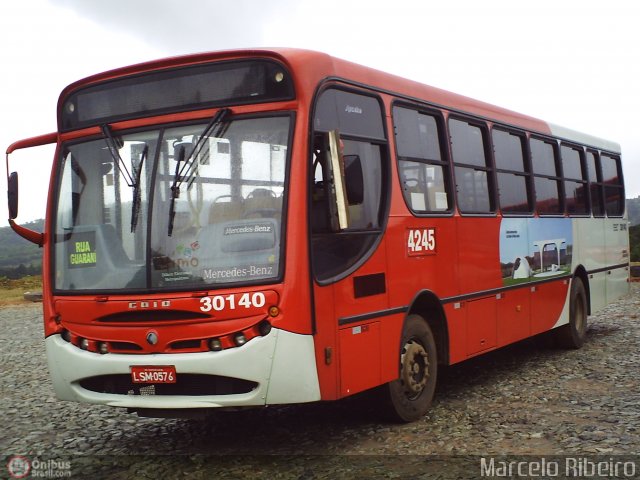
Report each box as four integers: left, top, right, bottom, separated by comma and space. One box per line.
449, 118, 494, 213
531, 138, 562, 215
492, 128, 532, 214
586, 150, 605, 217
393, 106, 451, 213
561, 144, 588, 215
601, 154, 625, 217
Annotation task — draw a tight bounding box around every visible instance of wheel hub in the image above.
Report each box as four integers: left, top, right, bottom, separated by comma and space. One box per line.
401, 340, 429, 394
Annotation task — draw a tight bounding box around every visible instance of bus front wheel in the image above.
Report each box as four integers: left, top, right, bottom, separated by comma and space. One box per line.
381, 315, 437, 422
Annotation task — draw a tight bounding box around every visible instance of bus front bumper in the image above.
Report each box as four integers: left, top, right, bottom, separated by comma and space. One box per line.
45, 328, 320, 410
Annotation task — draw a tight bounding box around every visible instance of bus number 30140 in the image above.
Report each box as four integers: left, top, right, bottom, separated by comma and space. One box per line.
200, 292, 267, 312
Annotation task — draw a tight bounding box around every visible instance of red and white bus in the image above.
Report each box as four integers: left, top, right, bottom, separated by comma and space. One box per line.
6, 49, 630, 421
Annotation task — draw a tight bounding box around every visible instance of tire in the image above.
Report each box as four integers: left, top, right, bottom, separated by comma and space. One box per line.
378, 315, 438, 422
556, 277, 588, 349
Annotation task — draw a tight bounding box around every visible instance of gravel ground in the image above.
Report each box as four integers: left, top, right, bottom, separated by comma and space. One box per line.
1, 284, 639, 479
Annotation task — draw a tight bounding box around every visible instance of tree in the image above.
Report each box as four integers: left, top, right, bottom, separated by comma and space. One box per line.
630, 225, 640, 262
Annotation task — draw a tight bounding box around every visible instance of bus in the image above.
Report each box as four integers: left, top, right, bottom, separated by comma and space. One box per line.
6, 49, 630, 422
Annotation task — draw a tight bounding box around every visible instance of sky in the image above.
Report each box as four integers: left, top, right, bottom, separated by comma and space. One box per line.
1, 0, 639, 225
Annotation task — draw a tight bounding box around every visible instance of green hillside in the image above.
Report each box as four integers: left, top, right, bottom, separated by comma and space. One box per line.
0, 219, 44, 278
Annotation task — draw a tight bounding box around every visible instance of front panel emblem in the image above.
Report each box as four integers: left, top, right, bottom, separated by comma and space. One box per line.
146, 331, 159, 345
129, 300, 171, 309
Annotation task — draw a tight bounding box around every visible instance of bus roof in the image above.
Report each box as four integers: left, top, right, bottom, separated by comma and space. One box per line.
59, 48, 621, 154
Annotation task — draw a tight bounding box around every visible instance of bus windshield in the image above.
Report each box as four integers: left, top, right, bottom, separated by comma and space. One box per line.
54, 114, 290, 292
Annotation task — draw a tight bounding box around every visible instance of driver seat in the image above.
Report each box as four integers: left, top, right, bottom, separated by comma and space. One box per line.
244, 188, 281, 219
209, 197, 244, 224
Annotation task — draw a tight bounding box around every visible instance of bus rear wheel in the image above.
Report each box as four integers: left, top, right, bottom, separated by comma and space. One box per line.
556, 277, 588, 349
380, 315, 437, 422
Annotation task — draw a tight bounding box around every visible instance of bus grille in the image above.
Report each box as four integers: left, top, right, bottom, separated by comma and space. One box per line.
79, 374, 257, 396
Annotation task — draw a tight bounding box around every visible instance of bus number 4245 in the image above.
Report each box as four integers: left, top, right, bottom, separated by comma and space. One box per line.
407, 228, 436, 256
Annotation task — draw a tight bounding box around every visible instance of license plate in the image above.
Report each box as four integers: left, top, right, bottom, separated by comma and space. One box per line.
131, 365, 177, 384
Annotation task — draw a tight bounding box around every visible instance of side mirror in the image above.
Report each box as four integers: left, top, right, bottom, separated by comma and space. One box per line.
8, 171, 18, 220
5, 131, 56, 246
6, 170, 44, 246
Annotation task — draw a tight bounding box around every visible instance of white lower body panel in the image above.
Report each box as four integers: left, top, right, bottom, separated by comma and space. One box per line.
45, 328, 320, 409
551, 278, 573, 329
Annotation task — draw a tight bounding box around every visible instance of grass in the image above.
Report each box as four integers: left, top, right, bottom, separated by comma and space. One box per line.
502, 269, 571, 287
0, 275, 42, 307
501, 277, 535, 287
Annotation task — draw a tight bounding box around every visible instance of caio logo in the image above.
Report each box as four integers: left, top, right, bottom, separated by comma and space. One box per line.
128, 300, 171, 309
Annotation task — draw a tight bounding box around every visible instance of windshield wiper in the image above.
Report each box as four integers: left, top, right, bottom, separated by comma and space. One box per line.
180, 108, 231, 190
130, 145, 148, 233
101, 124, 148, 232
168, 144, 186, 237
101, 124, 135, 187
167, 108, 231, 236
